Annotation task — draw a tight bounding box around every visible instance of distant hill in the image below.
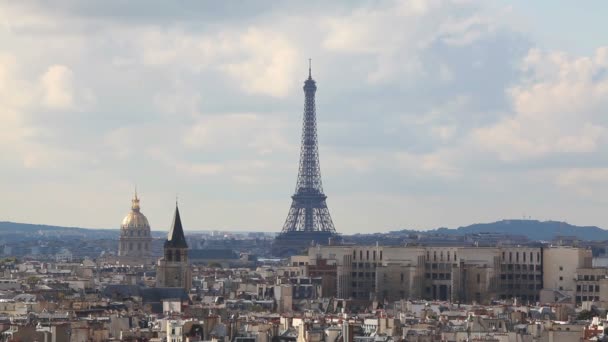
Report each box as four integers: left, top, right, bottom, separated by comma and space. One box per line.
0, 221, 166, 239
3, 219, 608, 242
394, 219, 608, 241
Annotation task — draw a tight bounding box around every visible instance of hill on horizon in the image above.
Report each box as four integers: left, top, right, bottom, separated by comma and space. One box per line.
3, 219, 608, 242
392, 219, 608, 241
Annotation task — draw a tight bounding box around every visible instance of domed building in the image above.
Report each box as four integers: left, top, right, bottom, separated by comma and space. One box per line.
118, 192, 152, 260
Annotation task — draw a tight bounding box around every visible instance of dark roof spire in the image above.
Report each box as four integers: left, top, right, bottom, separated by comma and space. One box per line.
165, 203, 188, 249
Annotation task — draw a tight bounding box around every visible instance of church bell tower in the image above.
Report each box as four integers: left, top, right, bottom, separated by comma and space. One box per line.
156, 203, 191, 290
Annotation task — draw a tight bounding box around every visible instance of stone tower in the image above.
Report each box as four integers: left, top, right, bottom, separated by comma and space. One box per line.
156, 204, 191, 290
118, 191, 152, 261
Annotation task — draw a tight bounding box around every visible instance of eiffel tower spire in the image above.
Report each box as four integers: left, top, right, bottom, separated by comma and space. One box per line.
273, 62, 338, 256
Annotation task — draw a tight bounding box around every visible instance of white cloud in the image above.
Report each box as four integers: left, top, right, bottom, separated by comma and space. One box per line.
41, 65, 74, 109
183, 113, 295, 155
320, 0, 501, 84
131, 26, 298, 97
556, 168, 608, 197
472, 47, 608, 161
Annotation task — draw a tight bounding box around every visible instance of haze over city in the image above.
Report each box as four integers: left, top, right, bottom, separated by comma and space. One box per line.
2, 1, 608, 233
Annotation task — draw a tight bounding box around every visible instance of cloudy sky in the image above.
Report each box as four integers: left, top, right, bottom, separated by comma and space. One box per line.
1, 1, 608, 233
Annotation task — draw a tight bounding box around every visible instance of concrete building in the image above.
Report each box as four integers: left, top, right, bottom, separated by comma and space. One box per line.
303, 244, 552, 304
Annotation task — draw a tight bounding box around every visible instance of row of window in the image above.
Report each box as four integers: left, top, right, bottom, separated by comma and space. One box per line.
351, 272, 376, 278
500, 264, 542, 271
577, 284, 600, 292
578, 274, 604, 281
165, 250, 185, 262
577, 296, 599, 302
351, 281, 376, 288
425, 263, 458, 270
500, 274, 542, 280
500, 283, 542, 290
122, 230, 150, 237
353, 250, 383, 261
426, 250, 457, 262
501, 251, 540, 263
425, 273, 451, 280
351, 262, 378, 269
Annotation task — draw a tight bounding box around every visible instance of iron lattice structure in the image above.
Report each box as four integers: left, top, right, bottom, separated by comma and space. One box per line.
280, 65, 337, 234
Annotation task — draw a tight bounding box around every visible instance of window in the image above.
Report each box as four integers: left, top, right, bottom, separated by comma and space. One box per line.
373, 250, 376, 260
509, 252, 512, 262
559, 276, 563, 281
559, 266, 563, 271
400, 273, 404, 282
360, 251, 363, 260
530, 252, 533, 262
353, 250, 356, 259
380, 251, 383, 260
516, 252, 519, 262
523, 252, 526, 262
434, 251, 437, 261
476, 274, 480, 284
502, 252, 505, 261
447, 251, 451, 261
366, 250, 369, 260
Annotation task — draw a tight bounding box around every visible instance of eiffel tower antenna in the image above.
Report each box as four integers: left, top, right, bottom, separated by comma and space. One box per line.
273, 61, 339, 256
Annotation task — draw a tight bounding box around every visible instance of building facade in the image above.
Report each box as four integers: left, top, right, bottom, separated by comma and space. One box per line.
303, 244, 555, 305
156, 205, 192, 291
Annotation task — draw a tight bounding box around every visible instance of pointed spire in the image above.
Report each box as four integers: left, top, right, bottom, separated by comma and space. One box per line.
165, 202, 188, 249
131, 188, 140, 212
308, 58, 312, 78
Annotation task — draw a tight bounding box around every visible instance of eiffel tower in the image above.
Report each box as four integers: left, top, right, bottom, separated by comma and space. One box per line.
272, 61, 340, 256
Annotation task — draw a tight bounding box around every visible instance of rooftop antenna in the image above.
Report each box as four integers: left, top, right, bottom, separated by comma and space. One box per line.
308, 58, 312, 78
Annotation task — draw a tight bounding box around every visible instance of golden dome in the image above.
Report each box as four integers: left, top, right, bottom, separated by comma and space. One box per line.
121, 193, 150, 229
